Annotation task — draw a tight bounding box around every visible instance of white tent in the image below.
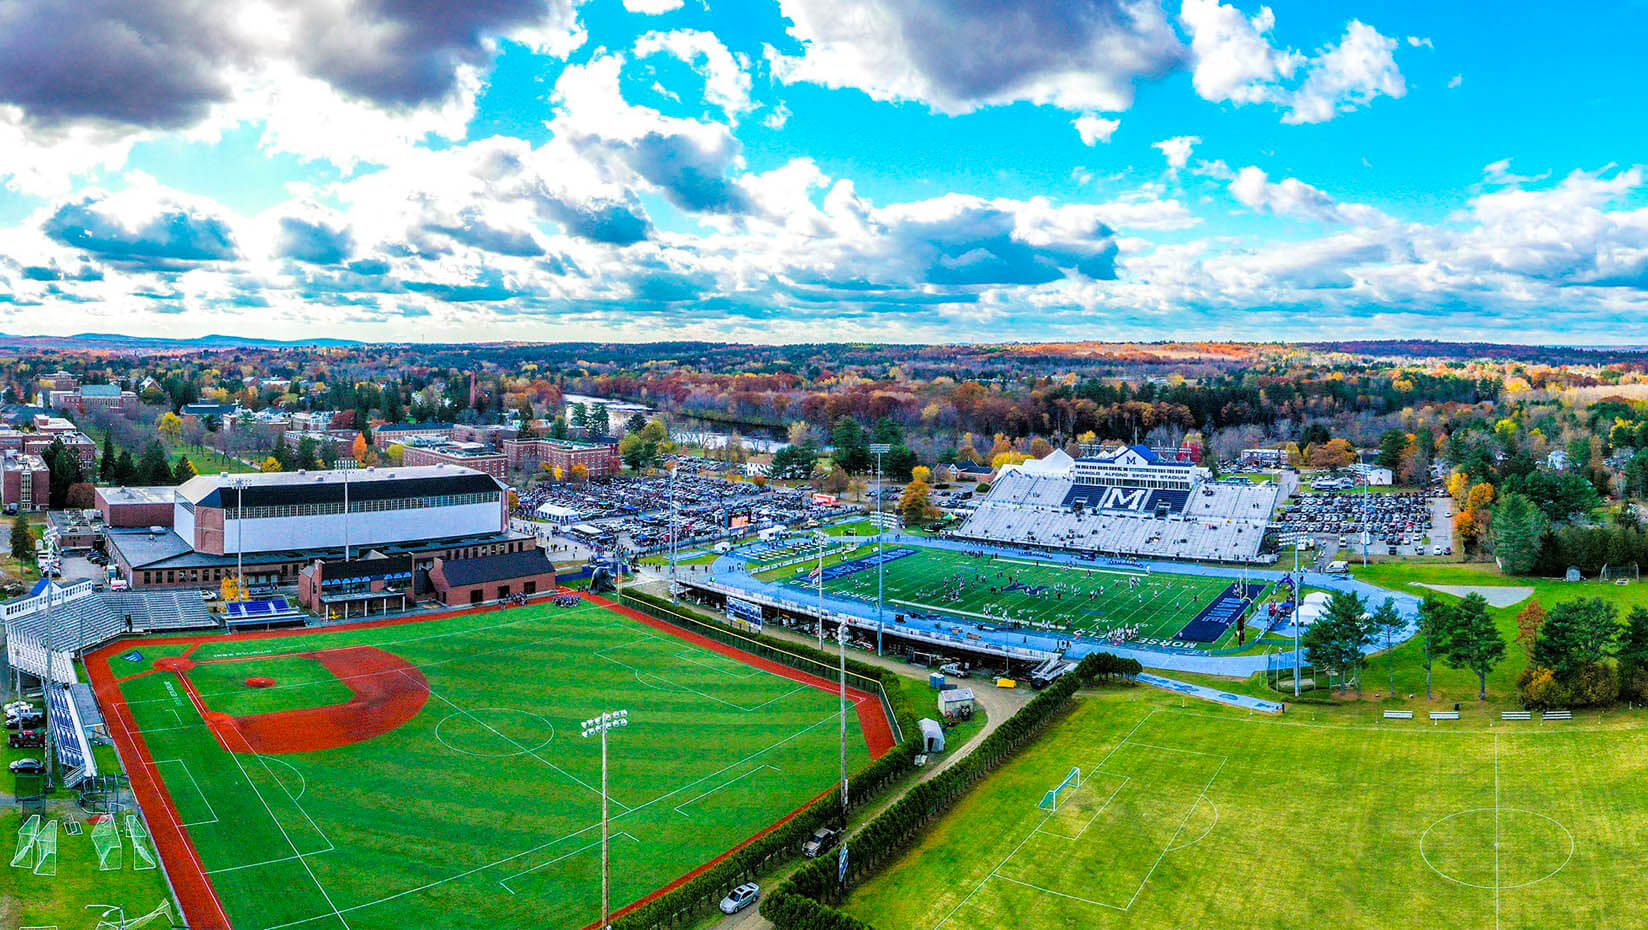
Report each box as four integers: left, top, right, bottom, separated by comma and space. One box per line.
534, 503, 581, 524
918, 717, 946, 753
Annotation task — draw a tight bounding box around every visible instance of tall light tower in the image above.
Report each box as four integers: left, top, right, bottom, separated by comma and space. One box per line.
233, 477, 247, 598
1292, 540, 1302, 697
581, 709, 629, 930
815, 529, 827, 649
868, 443, 891, 655
668, 463, 679, 603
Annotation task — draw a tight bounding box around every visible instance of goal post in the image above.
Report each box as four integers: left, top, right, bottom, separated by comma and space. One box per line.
33, 820, 57, 877
92, 816, 123, 871
126, 814, 158, 871
1038, 766, 1082, 811
10, 814, 40, 869
1601, 563, 1639, 584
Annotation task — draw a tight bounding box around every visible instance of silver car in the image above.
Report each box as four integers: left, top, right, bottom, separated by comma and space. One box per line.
719, 882, 760, 914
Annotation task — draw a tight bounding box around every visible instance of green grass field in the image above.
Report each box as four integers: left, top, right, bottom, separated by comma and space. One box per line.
778, 546, 1261, 648
849, 690, 1648, 930
1, 808, 180, 928
102, 598, 872, 930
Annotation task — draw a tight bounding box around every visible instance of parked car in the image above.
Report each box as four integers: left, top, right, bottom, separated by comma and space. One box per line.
802, 826, 841, 858
8, 758, 44, 775
719, 882, 760, 914
7, 729, 43, 749
938, 662, 968, 679
5, 713, 43, 730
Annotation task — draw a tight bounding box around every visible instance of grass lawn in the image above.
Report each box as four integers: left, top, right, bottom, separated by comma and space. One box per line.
1, 807, 180, 928
776, 546, 1260, 648
173, 443, 259, 475
93, 597, 878, 930
848, 689, 1648, 930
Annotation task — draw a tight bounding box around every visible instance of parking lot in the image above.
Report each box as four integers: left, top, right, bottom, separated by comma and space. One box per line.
1277, 490, 1453, 560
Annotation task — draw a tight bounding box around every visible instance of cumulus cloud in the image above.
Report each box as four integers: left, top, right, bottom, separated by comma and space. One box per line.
624, 0, 685, 12
635, 30, 753, 118
0, 0, 587, 191
1074, 114, 1121, 145
1179, 3, 1406, 123
1153, 135, 1200, 171
1228, 166, 1388, 225
43, 190, 238, 267
274, 213, 354, 265
767, 0, 1183, 115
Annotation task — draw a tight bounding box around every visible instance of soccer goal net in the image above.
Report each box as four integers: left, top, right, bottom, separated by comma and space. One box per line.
126, 814, 157, 871
93, 816, 123, 871
10, 814, 40, 869
1602, 563, 1639, 584
1039, 766, 1082, 811
33, 820, 57, 877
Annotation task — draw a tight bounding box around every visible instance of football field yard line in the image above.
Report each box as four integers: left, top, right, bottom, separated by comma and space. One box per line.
410, 672, 626, 811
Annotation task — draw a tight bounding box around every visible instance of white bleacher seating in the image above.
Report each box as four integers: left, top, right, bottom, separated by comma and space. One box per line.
1429, 711, 1460, 720
1542, 710, 1572, 721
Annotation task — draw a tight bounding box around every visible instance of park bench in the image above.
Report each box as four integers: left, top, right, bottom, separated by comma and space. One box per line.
1429, 711, 1460, 720
1501, 711, 1532, 720
1542, 710, 1572, 721
1382, 710, 1414, 719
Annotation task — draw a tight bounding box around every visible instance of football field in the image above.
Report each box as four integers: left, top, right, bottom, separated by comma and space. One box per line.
779, 546, 1262, 648
88, 595, 886, 930
848, 692, 1648, 930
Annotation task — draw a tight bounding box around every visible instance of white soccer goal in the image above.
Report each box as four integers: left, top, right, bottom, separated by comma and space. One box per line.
93, 817, 123, 872
1602, 563, 1639, 584
125, 815, 157, 871
33, 820, 57, 877
11, 814, 40, 869
1038, 766, 1082, 811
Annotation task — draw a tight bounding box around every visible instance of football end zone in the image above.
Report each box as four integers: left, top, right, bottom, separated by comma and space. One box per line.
84, 591, 896, 930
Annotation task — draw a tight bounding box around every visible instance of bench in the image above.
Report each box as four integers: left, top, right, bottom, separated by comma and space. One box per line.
1542, 710, 1572, 721
1429, 711, 1460, 720
1501, 711, 1532, 721
1382, 710, 1414, 719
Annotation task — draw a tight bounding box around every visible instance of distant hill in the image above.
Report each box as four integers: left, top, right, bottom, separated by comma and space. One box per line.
0, 332, 363, 352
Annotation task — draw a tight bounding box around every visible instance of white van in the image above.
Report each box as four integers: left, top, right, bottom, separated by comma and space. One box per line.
1324, 560, 1349, 574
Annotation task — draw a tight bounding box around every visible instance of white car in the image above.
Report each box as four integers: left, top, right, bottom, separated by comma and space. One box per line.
719, 882, 760, 914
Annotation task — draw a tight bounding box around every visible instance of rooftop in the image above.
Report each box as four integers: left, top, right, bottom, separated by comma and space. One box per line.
97, 485, 175, 505
107, 526, 532, 570
437, 548, 553, 586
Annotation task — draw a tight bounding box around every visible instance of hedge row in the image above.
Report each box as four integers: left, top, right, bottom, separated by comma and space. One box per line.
607, 591, 923, 930
760, 651, 1140, 930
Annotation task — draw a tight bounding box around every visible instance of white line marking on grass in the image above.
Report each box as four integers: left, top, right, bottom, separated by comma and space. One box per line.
411, 673, 624, 811
674, 765, 779, 817
934, 711, 1156, 930
992, 875, 1123, 910
214, 725, 353, 930
153, 759, 218, 826
1165, 798, 1219, 852
1035, 775, 1128, 842
1122, 740, 1225, 758
674, 650, 760, 679
994, 557, 1143, 578
258, 711, 848, 930
1123, 757, 1226, 911
206, 853, 310, 875
497, 832, 639, 895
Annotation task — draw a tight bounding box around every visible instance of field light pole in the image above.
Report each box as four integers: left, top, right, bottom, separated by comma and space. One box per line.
1292, 541, 1302, 697
815, 530, 827, 649
233, 477, 247, 596
582, 709, 629, 930
668, 463, 679, 603
869, 443, 891, 656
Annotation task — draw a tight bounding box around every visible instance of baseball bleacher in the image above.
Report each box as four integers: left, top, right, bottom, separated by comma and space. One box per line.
955, 471, 1281, 564
4, 588, 217, 685
45, 683, 97, 787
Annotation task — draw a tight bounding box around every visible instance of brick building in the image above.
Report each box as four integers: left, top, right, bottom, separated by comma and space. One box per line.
398, 441, 508, 479
428, 549, 557, 606
1, 452, 49, 512
503, 437, 622, 477
94, 486, 176, 528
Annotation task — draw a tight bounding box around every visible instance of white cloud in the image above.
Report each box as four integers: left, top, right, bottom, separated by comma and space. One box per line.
1448, 73, 1463, 89
1406, 36, 1433, 48
1284, 21, 1406, 124
1153, 135, 1200, 171
1179, 0, 1300, 106
624, 0, 686, 13
1074, 113, 1121, 145
634, 29, 754, 119
764, 103, 791, 130
766, 0, 1183, 115
1178, 3, 1406, 124
1228, 166, 1388, 225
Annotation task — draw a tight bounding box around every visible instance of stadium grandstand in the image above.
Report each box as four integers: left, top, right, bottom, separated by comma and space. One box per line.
953, 445, 1290, 563
4, 581, 215, 686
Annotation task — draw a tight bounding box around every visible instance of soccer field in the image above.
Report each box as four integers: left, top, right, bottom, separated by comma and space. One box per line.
87, 595, 886, 930
780, 546, 1261, 648
848, 692, 1648, 930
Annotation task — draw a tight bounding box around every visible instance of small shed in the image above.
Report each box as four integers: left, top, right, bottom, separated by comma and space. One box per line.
918, 718, 946, 753
938, 687, 975, 717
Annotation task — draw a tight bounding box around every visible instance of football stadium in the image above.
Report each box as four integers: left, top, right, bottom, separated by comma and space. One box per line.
73, 595, 890, 930
955, 446, 1289, 564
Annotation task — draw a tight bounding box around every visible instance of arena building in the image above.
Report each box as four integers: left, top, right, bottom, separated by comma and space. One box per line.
955, 445, 1290, 564
104, 465, 536, 589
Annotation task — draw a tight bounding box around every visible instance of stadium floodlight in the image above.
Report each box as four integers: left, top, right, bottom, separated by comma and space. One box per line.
868, 443, 892, 655
232, 477, 247, 597
581, 709, 629, 930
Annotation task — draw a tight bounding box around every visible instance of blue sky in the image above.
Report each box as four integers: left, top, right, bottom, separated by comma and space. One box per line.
0, 0, 1644, 344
